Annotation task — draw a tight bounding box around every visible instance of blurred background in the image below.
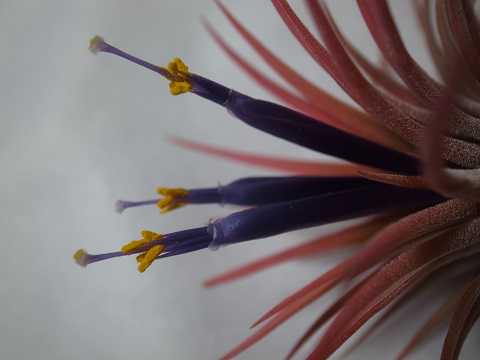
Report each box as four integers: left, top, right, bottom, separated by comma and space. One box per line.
1, 1, 477, 359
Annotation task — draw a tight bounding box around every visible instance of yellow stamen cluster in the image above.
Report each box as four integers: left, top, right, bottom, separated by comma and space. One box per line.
121, 230, 164, 272
156, 187, 189, 213
164, 57, 192, 95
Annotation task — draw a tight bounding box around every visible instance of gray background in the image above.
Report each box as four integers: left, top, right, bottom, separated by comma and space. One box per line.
1, 1, 477, 359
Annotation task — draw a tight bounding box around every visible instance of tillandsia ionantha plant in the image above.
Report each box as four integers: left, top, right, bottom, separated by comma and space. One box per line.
74, 0, 480, 358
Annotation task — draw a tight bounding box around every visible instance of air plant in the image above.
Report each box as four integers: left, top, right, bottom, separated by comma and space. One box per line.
74, 0, 480, 358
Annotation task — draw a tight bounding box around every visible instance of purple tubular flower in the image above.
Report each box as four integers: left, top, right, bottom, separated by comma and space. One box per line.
80, 183, 442, 268
75, 227, 209, 267
88, 37, 419, 174
192, 176, 373, 205
116, 176, 375, 213
190, 74, 420, 174
208, 183, 443, 246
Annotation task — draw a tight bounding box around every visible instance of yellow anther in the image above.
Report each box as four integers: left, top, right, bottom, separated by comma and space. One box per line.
140, 230, 162, 241
167, 57, 190, 75
121, 230, 163, 253
157, 187, 189, 197
169, 81, 192, 95
138, 244, 165, 273
73, 249, 88, 267
121, 239, 150, 253
136, 253, 146, 263
163, 57, 192, 95
156, 187, 188, 213
158, 199, 185, 213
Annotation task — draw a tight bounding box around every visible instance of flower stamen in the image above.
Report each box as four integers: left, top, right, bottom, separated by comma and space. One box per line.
156, 187, 189, 213
138, 245, 165, 273
121, 230, 162, 253
166, 57, 192, 95
88, 35, 191, 95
